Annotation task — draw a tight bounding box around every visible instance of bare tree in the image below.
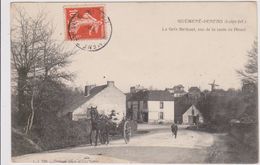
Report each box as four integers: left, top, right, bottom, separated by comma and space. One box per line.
237, 40, 258, 85
11, 8, 76, 133
11, 10, 45, 127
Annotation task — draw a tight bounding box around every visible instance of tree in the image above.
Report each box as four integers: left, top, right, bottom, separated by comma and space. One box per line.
196, 89, 245, 131
236, 39, 258, 122
11, 8, 76, 133
237, 40, 258, 85
11, 10, 44, 125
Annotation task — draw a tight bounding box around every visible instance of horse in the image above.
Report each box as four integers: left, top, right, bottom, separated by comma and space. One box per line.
89, 106, 102, 146
89, 107, 112, 145
171, 123, 178, 139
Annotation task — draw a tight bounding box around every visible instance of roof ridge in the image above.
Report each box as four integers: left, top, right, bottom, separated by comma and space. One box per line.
58, 84, 108, 116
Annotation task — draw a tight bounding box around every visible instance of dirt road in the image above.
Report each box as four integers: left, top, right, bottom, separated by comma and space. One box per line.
12, 124, 256, 163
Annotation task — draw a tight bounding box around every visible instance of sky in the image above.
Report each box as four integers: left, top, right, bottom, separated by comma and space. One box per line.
11, 2, 257, 93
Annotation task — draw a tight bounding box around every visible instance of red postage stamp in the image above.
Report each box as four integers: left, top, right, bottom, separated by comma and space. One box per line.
65, 6, 105, 40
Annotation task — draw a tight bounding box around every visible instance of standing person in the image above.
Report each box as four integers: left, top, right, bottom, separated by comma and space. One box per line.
171, 123, 178, 139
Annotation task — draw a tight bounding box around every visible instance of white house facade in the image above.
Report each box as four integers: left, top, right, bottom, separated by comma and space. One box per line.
66, 81, 126, 121
183, 105, 204, 124
127, 90, 175, 123
148, 100, 174, 123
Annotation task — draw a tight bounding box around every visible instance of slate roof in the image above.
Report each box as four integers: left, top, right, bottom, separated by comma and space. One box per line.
129, 90, 174, 101
58, 85, 107, 116
86, 85, 107, 102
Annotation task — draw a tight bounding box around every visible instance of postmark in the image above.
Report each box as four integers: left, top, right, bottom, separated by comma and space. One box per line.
64, 6, 112, 51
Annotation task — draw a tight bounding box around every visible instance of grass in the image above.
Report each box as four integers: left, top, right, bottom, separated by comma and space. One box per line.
206, 133, 258, 163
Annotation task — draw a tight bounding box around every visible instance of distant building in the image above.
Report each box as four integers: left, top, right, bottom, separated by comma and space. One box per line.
173, 85, 187, 97
165, 88, 174, 94
130, 85, 147, 93
127, 90, 174, 123
59, 81, 126, 121
182, 105, 204, 125
166, 84, 187, 98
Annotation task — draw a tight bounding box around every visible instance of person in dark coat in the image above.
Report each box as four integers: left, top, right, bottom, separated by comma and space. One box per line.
171, 123, 178, 139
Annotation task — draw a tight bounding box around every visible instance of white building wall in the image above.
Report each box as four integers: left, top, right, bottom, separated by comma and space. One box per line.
72, 86, 126, 121
148, 101, 174, 123
183, 105, 204, 124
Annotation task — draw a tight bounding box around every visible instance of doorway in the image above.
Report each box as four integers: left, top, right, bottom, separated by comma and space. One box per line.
142, 112, 148, 123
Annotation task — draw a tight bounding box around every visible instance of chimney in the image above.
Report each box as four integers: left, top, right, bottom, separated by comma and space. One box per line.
84, 85, 91, 96
107, 81, 115, 87
130, 86, 136, 93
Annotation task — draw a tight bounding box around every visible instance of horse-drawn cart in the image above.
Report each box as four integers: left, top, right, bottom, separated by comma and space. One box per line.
89, 106, 136, 145
108, 118, 132, 144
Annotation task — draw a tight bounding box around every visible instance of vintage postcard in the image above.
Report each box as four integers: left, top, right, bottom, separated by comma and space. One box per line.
2, 1, 258, 164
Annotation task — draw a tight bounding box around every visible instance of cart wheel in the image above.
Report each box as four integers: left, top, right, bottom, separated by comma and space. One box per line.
123, 121, 131, 144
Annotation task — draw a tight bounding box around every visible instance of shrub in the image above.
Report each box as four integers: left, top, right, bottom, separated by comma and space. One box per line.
12, 129, 42, 156
31, 115, 92, 151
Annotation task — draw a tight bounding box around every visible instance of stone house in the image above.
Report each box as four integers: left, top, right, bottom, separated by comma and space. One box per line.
127, 89, 174, 123
59, 81, 126, 121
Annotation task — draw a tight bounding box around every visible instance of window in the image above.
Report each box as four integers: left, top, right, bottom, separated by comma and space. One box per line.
160, 101, 164, 109
159, 112, 164, 119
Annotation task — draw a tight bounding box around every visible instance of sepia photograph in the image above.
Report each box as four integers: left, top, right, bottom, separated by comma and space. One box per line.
2, 1, 259, 164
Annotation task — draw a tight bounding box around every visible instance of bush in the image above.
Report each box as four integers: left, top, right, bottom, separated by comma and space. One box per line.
33, 117, 92, 150
230, 123, 258, 151
12, 129, 42, 156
